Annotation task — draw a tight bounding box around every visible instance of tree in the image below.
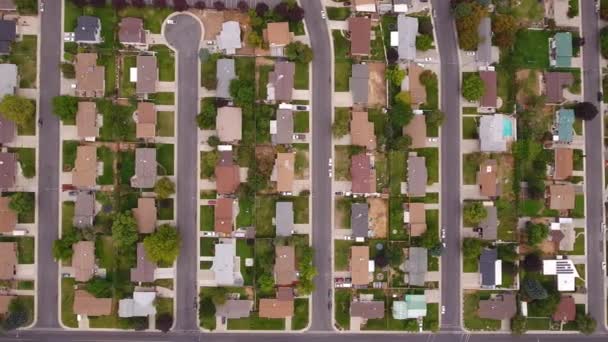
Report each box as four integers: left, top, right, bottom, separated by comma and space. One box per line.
416, 34, 433, 51
237, 1, 249, 12
462, 238, 483, 259
229, 79, 255, 106
132, 0, 145, 7
256, 3, 270, 17
511, 314, 527, 335
89, 0, 106, 7
602, 0, 608, 20
85, 277, 113, 298
52, 230, 81, 261
393, 135, 412, 150
426, 109, 445, 127
386, 66, 406, 86
208, 287, 229, 305
429, 244, 443, 257
156, 313, 173, 333
111, 0, 127, 9
492, 14, 517, 49
388, 100, 413, 127
61, 62, 75, 78
154, 177, 175, 200
523, 253, 543, 272
274, 2, 291, 20
2, 298, 29, 331
497, 244, 518, 263
9, 192, 33, 215
574, 101, 599, 121
247, 31, 263, 47
522, 277, 548, 300
387, 48, 399, 64
462, 73, 485, 102
213, 1, 226, 10
576, 314, 597, 334
463, 201, 487, 226
526, 222, 549, 245
418, 16, 433, 36
454, 2, 473, 19
285, 42, 313, 64
0, 95, 34, 127
111, 212, 139, 251
52, 95, 79, 123
153, 0, 167, 8
144, 224, 181, 264
454, 2, 486, 50
207, 135, 220, 148
258, 273, 275, 294
296, 246, 316, 295
194, 1, 206, 9
196, 99, 217, 129
173, 0, 189, 11
288, 4, 305, 22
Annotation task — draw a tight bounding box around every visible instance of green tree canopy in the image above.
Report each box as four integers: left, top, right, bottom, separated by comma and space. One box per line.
296, 246, 317, 295
143, 224, 181, 265
111, 212, 139, 251
522, 277, 548, 300
52, 96, 79, 122
154, 177, 176, 200
85, 277, 113, 298
386, 66, 406, 86
229, 79, 255, 106
462, 238, 483, 259
285, 41, 313, 64
526, 222, 549, 245
2, 297, 29, 331
463, 201, 487, 226
462, 73, 485, 102
196, 99, 217, 129
258, 273, 275, 294
52, 229, 82, 261
0, 95, 35, 127
9, 192, 33, 215
426, 109, 445, 127
511, 314, 527, 335
415, 34, 433, 51
576, 314, 597, 335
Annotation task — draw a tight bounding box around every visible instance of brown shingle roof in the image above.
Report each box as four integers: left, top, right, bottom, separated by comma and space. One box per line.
215, 151, 240, 195
350, 301, 385, 319
552, 296, 576, 322
477, 293, 517, 320
409, 203, 427, 237
73, 290, 112, 316
350, 246, 369, 286
265, 22, 291, 46
73, 146, 97, 188
276, 287, 294, 301
276, 152, 294, 193
351, 111, 376, 150
216, 107, 242, 143
404, 114, 427, 149
0, 295, 14, 315
477, 159, 498, 197
0, 116, 16, 144
118, 17, 145, 45
258, 298, 294, 318
136, 55, 157, 94
479, 71, 497, 108
214, 198, 234, 234
0, 242, 16, 280
72, 241, 95, 282
408, 63, 427, 105
268, 62, 295, 102
275, 245, 296, 286
544, 72, 574, 104
130, 243, 156, 283
136, 102, 156, 139
132, 197, 156, 234
549, 184, 575, 210
76, 101, 98, 139
75, 53, 104, 98
0, 152, 16, 189
132, 148, 157, 188
554, 148, 573, 180
348, 17, 371, 55
351, 153, 375, 194
0, 197, 16, 233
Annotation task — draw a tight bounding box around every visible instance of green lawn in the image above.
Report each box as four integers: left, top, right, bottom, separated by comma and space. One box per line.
572, 194, 584, 218
371, 26, 385, 61
294, 111, 309, 133
463, 292, 501, 331
17, 102, 36, 136
64, 0, 80, 31
334, 289, 351, 330
423, 303, 439, 331
62, 201, 75, 235
117, 6, 173, 33
389, 197, 407, 240
156, 111, 174, 137
236, 239, 254, 286
120, 55, 137, 97
10, 148, 35, 178
236, 191, 254, 228
573, 149, 584, 170
156, 144, 174, 176
290, 20, 306, 36
99, 52, 117, 97
227, 312, 285, 330
333, 30, 352, 91
200, 205, 214, 231
334, 240, 354, 271
292, 298, 309, 330
149, 92, 175, 105
10, 35, 37, 88
157, 198, 173, 220
257, 65, 272, 100
96, 146, 115, 185
117, 151, 135, 185
462, 154, 479, 185
566, 228, 585, 255
150, 45, 175, 81
200, 237, 217, 257
17, 280, 34, 290
414, 148, 439, 184
61, 278, 78, 328
388, 151, 406, 196
200, 150, 217, 179
255, 196, 276, 237
16, 237, 34, 264
334, 145, 354, 181
375, 152, 388, 192
235, 57, 255, 82
295, 62, 309, 89
327, 7, 351, 20
463, 117, 478, 139
201, 53, 219, 89
155, 298, 173, 316
512, 29, 551, 69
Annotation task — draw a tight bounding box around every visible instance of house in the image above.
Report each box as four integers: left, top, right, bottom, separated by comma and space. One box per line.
477, 293, 517, 320
216, 107, 242, 143
479, 114, 516, 152
353, 0, 376, 12
479, 71, 497, 111
118, 291, 157, 317
0, 295, 14, 315
477, 159, 499, 197
264, 22, 291, 57
350, 301, 385, 319
544, 72, 574, 104
552, 296, 576, 322
217, 21, 242, 55
73, 191, 96, 229
0, 197, 16, 233
0, 20, 16, 55
76, 102, 99, 140
214, 198, 234, 235
74, 16, 102, 44
133, 197, 156, 234
405, 247, 427, 286
276, 152, 295, 193
216, 59, 236, 99
349, 17, 372, 56
276, 202, 294, 237
351, 153, 375, 194
392, 294, 427, 319
259, 298, 294, 318
550, 32, 572, 68
554, 108, 575, 143
393, 0, 413, 13
479, 205, 498, 241
407, 203, 426, 237
476, 17, 492, 66
216, 300, 254, 319
135, 102, 156, 139
350, 64, 369, 104
407, 155, 427, 197
277, 287, 294, 301
275, 245, 297, 286
397, 15, 418, 61
351, 111, 376, 150
130, 243, 156, 283
118, 17, 146, 48
351, 203, 369, 239
136, 55, 158, 95
72, 146, 97, 188
549, 184, 575, 210
480, 248, 502, 289
0, 116, 16, 144
0, 152, 16, 190
403, 114, 427, 149
407, 63, 427, 106
0, 0, 16, 11
215, 151, 240, 194
0, 64, 17, 98
75, 53, 105, 98
0, 242, 16, 279
543, 258, 579, 291
131, 148, 157, 189
73, 290, 112, 317
72, 241, 95, 282
350, 246, 370, 286
550, 218, 575, 251
267, 62, 295, 102
272, 109, 293, 145
554, 148, 573, 180
211, 240, 244, 286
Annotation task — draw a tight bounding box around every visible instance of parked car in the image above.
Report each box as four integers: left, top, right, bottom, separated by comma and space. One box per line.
598, 92, 603, 102
320, 10, 326, 19
295, 105, 310, 111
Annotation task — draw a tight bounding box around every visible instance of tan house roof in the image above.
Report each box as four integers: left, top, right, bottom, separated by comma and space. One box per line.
554, 148, 573, 180
75, 53, 104, 98
130, 243, 156, 283
351, 111, 375, 150
350, 246, 369, 286
0, 197, 17, 233
348, 17, 371, 56
549, 184, 575, 210
408, 63, 427, 105
276, 153, 294, 193
404, 115, 427, 149
351, 153, 375, 194
215, 151, 240, 195
76, 102, 98, 139
73, 290, 112, 316
0, 242, 16, 280
132, 197, 156, 234
72, 241, 95, 282
216, 107, 242, 143
409, 203, 427, 237
259, 298, 294, 318
214, 198, 234, 234
0, 295, 14, 315
264, 22, 291, 46
73, 145, 97, 187
136, 102, 156, 139
275, 245, 296, 286
136, 55, 157, 95
477, 159, 498, 197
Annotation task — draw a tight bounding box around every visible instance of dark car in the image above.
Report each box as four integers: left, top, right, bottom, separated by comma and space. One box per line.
598, 92, 603, 102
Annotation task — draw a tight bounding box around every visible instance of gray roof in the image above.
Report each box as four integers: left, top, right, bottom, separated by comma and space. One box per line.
216, 59, 236, 99
275, 201, 294, 237
0, 152, 16, 189
479, 206, 497, 241
0, 64, 18, 99
405, 247, 427, 286
407, 155, 427, 197
480, 248, 497, 287
130, 243, 156, 283
351, 203, 369, 238
73, 192, 95, 229
0, 0, 16, 11
216, 300, 254, 319
476, 17, 492, 65
349, 64, 369, 104
0, 20, 16, 54
350, 301, 385, 319
397, 15, 418, 60
274, 109, 293, 144
118, 291, 157, 317
0, 116, 15, 144
479, 114, 507, 152
131, 148, 157, 189
217, 21, 242, 55
268, 62, 295, 102
74, 16, 101, 43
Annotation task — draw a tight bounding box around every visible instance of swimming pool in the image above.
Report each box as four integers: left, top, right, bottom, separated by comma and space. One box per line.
503, 118, 513, 137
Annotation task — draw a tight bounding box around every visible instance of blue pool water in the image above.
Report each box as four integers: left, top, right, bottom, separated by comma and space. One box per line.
503, 118, 513, 137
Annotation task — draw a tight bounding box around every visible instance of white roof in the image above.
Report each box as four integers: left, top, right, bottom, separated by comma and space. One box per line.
390, 31, 399, 47
217, 21, 242, 55
479, 114, 507, 152
211, 242, 237, 285
130, 67, 137, 82
118, 291, 157, 317
397, 15, 418, 60
543, 259, 579, 292
0, 64, 18, 99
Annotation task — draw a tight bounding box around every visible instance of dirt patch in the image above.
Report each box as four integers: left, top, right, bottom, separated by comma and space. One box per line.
515, 69, 541, 106
191, 9, 224, 40
367, 62, 387, 107
368, 198, 387, 238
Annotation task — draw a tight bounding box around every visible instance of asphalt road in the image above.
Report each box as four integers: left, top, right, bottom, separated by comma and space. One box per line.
33, 0, 62, 329
300, 0, 333, 331
164, 14, 202, 332
431, 0, 462, 331
580, 0, 606, 332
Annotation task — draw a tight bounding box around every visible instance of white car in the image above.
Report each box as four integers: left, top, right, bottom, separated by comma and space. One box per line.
602, 261, 606, 271
328, 158, 333, 167
321, 10, 327, 19
441, 228, 446, 240
328, 168, 333, 178
441, 306, 445, 315
167, 19, 176, 24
